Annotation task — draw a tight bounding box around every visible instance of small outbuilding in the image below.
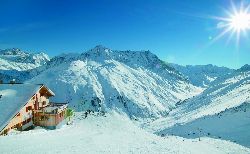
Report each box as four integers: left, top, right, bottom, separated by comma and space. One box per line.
0, 83, 68, 135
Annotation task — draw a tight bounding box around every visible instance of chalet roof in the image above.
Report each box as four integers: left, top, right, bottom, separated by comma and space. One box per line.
0, 84, 54, 132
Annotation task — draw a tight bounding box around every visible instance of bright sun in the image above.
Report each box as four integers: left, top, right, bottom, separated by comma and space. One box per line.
211, 1, 250, 47
230, 12, 250, 30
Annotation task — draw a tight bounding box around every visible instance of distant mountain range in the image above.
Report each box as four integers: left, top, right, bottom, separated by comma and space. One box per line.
169, 63, 234, 88
0, 48, 49, 71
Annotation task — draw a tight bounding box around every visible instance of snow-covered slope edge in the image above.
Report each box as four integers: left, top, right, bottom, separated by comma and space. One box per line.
27, 45, 202, 119
157, 102, 250, 147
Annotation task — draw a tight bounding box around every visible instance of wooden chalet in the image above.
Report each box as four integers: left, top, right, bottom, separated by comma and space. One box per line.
0, 83, 68, 135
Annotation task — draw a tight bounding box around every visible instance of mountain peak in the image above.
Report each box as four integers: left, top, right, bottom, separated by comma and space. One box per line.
83, 45, 112, 59
91, 45, 111, 53
94, 45, 108, 50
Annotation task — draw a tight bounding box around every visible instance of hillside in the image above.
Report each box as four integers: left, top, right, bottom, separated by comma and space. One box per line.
157, 102, 250, 147
174, 66, 250, 120
27, 46, 202, 119
170, 64, 234, 88
145, 66, 250, 147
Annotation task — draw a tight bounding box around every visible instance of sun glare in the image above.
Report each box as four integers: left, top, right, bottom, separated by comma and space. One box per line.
211, 1, 250, 47
230, 12, 250, 30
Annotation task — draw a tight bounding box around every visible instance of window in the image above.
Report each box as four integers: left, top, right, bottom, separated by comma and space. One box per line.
26, 106, 32, 112
4, 129, 8, 134
17, 113, 20, 116
42, 101, 46, 106
59, 112, 63, 117
22, 120, 27, 125
16, 123, 21, 128
27, 118, 31, 123
40, 116, 45, 121
22, 118, 31, 125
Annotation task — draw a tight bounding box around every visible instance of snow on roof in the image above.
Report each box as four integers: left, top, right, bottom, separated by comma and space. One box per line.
0, 84, 44, 132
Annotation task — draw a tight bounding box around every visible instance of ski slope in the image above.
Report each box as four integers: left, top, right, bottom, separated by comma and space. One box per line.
0, 112, 249, 154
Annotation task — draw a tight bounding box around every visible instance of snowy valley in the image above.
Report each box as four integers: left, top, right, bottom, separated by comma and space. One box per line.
0, 46, 249, 154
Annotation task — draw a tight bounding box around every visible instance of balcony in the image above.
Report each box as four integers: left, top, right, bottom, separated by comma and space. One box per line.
35, 102, 68, 114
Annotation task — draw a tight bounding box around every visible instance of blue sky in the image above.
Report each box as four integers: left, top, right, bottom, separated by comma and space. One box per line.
0, 0, 249, 68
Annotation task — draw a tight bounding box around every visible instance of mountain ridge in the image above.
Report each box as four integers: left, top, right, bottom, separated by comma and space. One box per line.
169, 63, 234, 88
0, 48, 50, 71
25, 46, 201, 119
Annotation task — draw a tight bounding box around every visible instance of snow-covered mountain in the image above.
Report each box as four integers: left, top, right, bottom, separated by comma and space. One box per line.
27, 45, 202, 119
169, 64, 234, 88
0, 48, 50, 71
146, 65, 250, 146
175, 65, 250, 119
0, 46, 250, 152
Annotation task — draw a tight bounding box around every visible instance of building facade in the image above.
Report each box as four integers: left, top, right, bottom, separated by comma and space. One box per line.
0, 84, 68, 135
